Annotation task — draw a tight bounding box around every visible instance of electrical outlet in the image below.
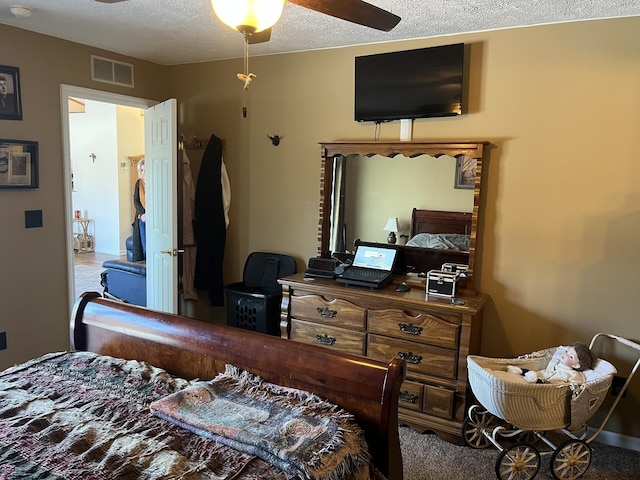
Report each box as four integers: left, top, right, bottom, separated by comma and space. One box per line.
611, 375, 627, 398
0, 331, 6, 350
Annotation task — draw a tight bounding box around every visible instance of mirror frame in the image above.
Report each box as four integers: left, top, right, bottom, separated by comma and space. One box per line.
317, 141, 488, 291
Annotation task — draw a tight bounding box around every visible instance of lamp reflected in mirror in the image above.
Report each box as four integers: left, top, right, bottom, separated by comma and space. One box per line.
383, 217, 399, 244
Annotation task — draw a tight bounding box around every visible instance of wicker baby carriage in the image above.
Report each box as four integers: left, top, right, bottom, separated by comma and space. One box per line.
462, 333, 640, 480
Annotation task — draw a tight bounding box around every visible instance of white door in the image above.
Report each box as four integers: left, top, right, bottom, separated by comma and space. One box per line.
144, 99, 179, 313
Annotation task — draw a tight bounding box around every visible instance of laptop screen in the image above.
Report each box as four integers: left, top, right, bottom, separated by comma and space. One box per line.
352, 245, 398, 271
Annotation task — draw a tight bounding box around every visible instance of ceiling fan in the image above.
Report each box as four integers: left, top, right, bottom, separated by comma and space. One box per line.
95, 0, 401, 42
247, 0, 401, 44
292, 0, 401, 31
208, 0, 400, 116
95, 0, 401, 116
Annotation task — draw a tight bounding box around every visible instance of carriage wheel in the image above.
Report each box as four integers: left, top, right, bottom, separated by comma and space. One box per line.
495, 444, 541, 480
462, 406, 499, 449
550, 440, 591, 480
515, 430, 538, 445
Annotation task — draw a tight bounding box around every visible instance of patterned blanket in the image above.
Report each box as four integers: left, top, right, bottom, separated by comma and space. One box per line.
150, 365, 372, 480
406, 232, 470, 251
0, 351, 337, 479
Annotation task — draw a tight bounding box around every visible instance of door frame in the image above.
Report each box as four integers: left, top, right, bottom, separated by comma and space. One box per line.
60, 84, 156, 311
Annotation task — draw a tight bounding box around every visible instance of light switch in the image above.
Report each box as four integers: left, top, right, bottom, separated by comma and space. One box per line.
25, 210, 43, 228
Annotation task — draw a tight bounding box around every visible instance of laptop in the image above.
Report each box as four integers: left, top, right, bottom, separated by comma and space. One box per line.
336, 244, 399, 289
354, 240, 406, 275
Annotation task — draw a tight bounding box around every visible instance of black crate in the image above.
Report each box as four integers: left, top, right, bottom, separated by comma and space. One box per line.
225, 285, 282, 336
224, 252, 296, 336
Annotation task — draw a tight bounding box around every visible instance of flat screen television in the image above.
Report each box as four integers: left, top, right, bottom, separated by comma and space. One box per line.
354, 43, 465, 122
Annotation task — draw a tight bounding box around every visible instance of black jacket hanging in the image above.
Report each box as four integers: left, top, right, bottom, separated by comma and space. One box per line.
194, 134, 226, 305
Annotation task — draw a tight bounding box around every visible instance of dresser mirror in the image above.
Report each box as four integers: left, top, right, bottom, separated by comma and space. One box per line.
317, 142, 488, 291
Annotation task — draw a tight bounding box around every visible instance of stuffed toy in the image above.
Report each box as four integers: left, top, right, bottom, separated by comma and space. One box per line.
507, 343, 596, 384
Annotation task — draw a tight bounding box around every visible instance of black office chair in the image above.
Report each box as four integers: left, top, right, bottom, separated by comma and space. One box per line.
224, 252, 296, 336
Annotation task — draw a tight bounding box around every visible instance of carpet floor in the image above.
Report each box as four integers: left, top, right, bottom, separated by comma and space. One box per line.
399, 426, 640, 480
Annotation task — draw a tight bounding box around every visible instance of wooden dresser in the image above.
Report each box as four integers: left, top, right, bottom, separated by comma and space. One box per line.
279, 273, 487, 444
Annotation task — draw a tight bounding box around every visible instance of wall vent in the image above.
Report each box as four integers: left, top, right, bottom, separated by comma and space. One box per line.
90, 55, 134, 88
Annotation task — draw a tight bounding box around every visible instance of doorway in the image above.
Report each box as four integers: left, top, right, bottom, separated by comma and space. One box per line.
61, 85, 156, 311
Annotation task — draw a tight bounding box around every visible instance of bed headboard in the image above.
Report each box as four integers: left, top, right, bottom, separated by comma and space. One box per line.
70, 292, 406, 480
410, 208, 472, 237
404, 209, 473, 280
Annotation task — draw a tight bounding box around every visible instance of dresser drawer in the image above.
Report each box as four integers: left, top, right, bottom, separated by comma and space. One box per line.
368, 309, 459, 349
399, 380, 423, 411
290, 318, 366, 356
290, 294, 366, 330
424, 384, 456, 419
367, 334, 457, 379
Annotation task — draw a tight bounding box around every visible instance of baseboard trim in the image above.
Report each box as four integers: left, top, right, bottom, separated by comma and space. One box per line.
589, 428, 640, 452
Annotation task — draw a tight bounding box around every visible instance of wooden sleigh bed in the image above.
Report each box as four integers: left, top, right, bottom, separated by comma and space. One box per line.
402, 208, 472, 276
0, 292, 406, 480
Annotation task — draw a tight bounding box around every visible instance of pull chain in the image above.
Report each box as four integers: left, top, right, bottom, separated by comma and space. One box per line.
237, 32, 256, 118
243, 35, 248, 118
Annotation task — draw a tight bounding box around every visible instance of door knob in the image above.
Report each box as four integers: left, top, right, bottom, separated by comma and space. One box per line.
160, 248, 185, 256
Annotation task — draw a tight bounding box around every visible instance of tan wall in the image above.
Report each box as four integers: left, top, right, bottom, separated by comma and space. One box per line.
1, 17, 638, 438
0, 26, 167, 367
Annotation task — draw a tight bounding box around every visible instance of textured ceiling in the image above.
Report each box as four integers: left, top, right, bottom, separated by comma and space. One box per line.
0, 0, 638, 65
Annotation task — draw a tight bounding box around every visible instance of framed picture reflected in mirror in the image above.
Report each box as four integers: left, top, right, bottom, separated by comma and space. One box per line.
455, 154, 477, 189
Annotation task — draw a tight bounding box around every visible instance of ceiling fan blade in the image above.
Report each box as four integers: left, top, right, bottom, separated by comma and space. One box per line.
289, 0, 400, 32
94, 0, 129, 3
248, 29, 272, 44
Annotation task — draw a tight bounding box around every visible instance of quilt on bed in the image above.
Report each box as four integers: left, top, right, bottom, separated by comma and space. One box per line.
405, 233, 470, 251
0, 352, 378, 480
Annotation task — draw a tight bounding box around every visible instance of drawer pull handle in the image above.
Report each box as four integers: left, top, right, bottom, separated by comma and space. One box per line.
398, 351, 423, 364
400, 391, 419, 404
316, 306, 337, 318
398, 323, 423, 335
316, 333, 336, 345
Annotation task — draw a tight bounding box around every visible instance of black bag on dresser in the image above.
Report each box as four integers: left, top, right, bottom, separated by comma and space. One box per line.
304, 257, 339, 279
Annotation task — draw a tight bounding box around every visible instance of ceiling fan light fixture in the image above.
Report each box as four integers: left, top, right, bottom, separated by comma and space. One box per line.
212, 0, 284, 34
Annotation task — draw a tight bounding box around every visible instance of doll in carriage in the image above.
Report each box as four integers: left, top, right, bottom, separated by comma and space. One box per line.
506, 342, 595, 385
463, 333, 640, 480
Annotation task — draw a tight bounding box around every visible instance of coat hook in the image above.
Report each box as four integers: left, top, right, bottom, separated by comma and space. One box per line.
89, 153, 97, 163
267, 134, 282, 146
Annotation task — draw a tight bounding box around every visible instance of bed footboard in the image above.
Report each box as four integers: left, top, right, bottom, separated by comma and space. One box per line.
71, 292, 405, 480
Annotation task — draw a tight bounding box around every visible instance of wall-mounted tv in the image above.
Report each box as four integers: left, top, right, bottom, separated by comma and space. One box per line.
354, 43, 465, 122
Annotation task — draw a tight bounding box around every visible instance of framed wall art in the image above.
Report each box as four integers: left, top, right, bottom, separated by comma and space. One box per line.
0, 139, 38, 189
0, 65, 23, 121
454, 154, 477, 189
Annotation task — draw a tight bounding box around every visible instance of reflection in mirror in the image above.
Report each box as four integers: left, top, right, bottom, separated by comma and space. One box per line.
318, 141, 488, 292
330, 154, 475, 253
